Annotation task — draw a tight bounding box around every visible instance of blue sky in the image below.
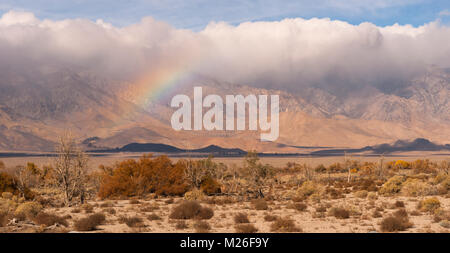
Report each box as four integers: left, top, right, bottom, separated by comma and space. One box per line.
0, 0, 449, 30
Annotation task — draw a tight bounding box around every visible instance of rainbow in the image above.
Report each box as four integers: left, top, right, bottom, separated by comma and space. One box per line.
126, 65, 195, 109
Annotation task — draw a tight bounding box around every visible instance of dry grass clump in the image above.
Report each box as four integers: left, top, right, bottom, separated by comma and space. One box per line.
354, 190, 368, 198
175, 220, 188, 230
328, 207, 350, 219
324, 187, 344, 199
105, 208, 116, 215
129, 199, 140, 205
99, 201, 114, 208
380, 209, 412, 232
252, 199, 268, 210
433, 209, 450, 223
194, 220, 211, 232
290, 202, 307, 212
401, 178, 430, 197
34, 212, 68, 227
417, 197, 441, 213
169, 200, 214, 220
140, 203, 160, 212
372, 210, 382, 218
315, 205, 327, 213
234, 212, 250, 224
184, 189, 206, 201
147, 213, 161, 221
297, 181, 323, 198
74, 213, 106, 231
71, 208, 81, 213
270, 217, 302, 232
14, 202, 42, 220
235, 224, 258, 233
119, 216, 145, 227
83, 204, 94, 213
440, 220, 450, 229
394, 200, 405, 208
264, 214, 278, 222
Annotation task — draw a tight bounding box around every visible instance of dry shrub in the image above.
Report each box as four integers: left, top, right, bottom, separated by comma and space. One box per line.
14, 202, 42, 219
119, 216, 144, 227
1, 192, 13, 199
433, 209, 450, 222
34, 212, 68, 227
394, 201, 405, 208
100, 201, 114, 208
105, 208, 116, 215
439, 220, 450, 228
379, 176, 405, 195
184, 189, 206, 201
380, 211, 413, 232
200, 176, 221, 195
315, 205, 327, 213
417, 197, 441, 213
140, 203, 160, 212
328, 207, 350, 219
129, 199, 140, 204
264, 214, 278, 222
83, 204, 94, 213
291, 202, 307, 212
411, 159, 435, 174
0, 212, 7, 227
147, 213, 161, 221
235, 224, 258, 233
354, 190, 368, 198
169, 200, 214, 220
372, 210, 382, 218
401, 178, 429, 197
98, 155, 189, 199
234, 212, 250, 224
194, 220, 211, 232
252, 199, 268, 210
297, 181, 323, 198
0, 172, 34, 200
367, 192, 378, 200
394, 209, 408, 218
355, 179, 378, 192
271, 217, 301, 232
175, 220, 188, 230
75, 213, 106, 231
325, 187, 344, 199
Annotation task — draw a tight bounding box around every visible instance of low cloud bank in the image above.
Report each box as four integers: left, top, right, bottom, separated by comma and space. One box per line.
1, 10, 450, 92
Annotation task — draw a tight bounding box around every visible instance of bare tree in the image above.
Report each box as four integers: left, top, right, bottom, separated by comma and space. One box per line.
53, 133, 89, 206
243, 151, 274, 198
13, 166, 32, 198
183, 156, 217, 189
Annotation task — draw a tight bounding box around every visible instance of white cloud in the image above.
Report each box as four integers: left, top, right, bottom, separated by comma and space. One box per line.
1, 10, 450, 92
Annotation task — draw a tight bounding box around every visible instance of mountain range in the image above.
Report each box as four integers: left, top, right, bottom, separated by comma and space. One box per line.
0, 66, 449, 152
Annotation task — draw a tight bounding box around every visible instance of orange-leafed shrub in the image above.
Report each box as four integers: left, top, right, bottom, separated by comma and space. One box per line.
98, 155, 189, 199
200, 176, 221, 195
